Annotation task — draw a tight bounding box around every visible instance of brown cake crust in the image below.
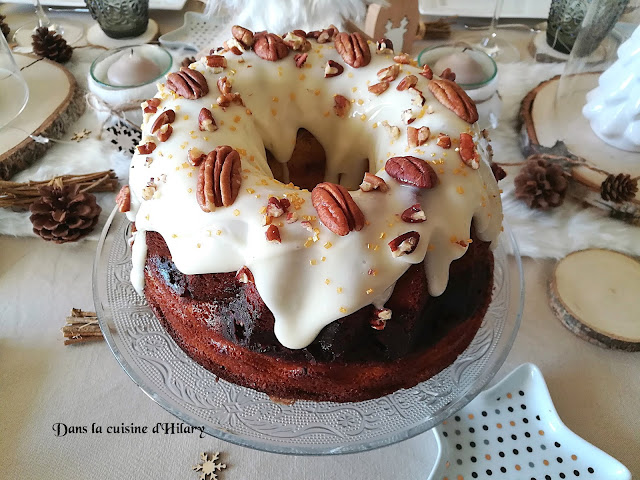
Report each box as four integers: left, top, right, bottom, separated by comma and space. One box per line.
142, 229, 494, 402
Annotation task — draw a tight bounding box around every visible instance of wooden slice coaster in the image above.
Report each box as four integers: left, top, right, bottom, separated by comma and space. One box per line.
549, 249, 640, 351
519, 74, 640, 222
0, 54, 85, 180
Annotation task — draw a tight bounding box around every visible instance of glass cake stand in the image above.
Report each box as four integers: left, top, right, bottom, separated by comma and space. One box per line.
93, 207, 524, 455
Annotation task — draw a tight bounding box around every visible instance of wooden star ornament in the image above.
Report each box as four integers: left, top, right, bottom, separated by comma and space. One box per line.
193, 452, 227, 480
70, 128, 91, 142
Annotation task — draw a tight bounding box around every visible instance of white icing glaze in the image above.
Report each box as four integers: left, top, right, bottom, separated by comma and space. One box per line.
127, 36, 503, 349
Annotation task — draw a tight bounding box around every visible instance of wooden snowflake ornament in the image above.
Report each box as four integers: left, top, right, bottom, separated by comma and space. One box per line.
193, 452, 226, 480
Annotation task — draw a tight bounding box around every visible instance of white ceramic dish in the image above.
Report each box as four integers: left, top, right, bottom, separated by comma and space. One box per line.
429, 363, 631, 480
9, 0, 187, 11
419, 0, 551, 19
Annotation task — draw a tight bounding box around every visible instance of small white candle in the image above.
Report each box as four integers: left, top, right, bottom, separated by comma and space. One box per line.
107, 49, 162, 87
433, 51, 487, 85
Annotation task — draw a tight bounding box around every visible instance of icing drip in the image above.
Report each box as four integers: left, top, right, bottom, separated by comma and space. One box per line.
127, 38, 503, 349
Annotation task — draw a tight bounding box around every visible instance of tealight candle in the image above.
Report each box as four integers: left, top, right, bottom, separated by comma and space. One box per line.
107, 48, 161, 87
433, 51, 487, 85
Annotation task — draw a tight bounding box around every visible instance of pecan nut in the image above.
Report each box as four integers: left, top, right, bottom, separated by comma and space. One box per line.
204, 55, 227, 70
459, 133, 479, 169
196, 146, 242, 212
333, 94, 351, 118
419, 64, 433, 80
371, 308, 392, 330
294, 53, 308, 68
400, 204, 426, 223
137, 141, 156, 155
307, 25, 338, 43
166, 67, 209, 100
427, 78, 478, 124
324, 60, 344, 78
385, 156, 438, 189
377, 64, 400, 82
265, 224, 281, 242
334, 32, 371, 68
440, 67, 456, 81
491, 162, 507, 181
393, 53, 411, 64
368, 81, 390, 95
376, 38, 393, 55
312, 182, 365, 236
217, 76, 232, 94
188, 147, 206, 166
150, 109, 175, 134
283, 31, 311, 51
198, 108, 217, 132
388, 231, 420, 257
359, 172, 389, 192
253, 32, 289, 61
223, 38, 245, 55
142, 98, 161, 114
407, 126, 430, 147
396, 75, 418, 91
232, 25, 254, 48
437, 133, 451, 149
156, 124, 173, 142
116, 185, 131, 213
235, 266, 255, 283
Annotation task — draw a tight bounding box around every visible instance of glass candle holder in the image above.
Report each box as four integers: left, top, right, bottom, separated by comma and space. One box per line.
0, 33, 29, 130
85, 0, 149, 39
418, 44, 500, 129
546, 0, 630, 55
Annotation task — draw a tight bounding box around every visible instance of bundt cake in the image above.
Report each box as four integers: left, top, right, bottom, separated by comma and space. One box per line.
117, 25, 504, 402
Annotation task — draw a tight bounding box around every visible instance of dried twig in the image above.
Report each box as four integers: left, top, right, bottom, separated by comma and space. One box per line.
0, 170, 118, 210
62, 308, 103, 346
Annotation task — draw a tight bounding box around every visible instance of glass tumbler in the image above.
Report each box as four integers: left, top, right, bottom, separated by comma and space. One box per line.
85, 0, 149, 39
0, 33, 29, 130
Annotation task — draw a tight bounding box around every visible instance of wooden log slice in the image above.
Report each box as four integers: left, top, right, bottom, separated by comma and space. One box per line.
549, 249, 640, 351
519, 74, 640, 222
0, 54, 85, 180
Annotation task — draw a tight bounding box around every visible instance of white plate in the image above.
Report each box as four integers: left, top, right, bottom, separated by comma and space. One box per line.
8, 0, 187, 11
419, 0, 551, 19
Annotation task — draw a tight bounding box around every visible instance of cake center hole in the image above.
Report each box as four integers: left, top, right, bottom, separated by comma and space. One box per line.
266, 128, 369, 191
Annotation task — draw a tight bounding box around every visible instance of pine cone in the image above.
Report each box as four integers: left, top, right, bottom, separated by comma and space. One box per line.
0, 14, 10, 39
600, 173, 638, 203
32, 26, 72, 63
514, 155, 569, 210
181, 56, 196, 68
29, 184, 101, 243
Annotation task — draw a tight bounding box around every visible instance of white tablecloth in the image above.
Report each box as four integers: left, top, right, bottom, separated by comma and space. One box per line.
1, 3, 638, 478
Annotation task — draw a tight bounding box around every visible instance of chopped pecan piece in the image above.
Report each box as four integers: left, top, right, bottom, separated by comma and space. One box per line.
116, 185, 131, 213
223, 38, 245, 55
308, 25, 338, 43
371, 308, 392, 330
388, 231, 420, 257
324, 60, 344, 78
204, 55, 227, 70
491, 162, 507, 181
385, 156, 438, 189
333, 94, 351, 118
368, 81, 390, 95
137, 141, 156, 155
360, 172, 389, 192
265, 224, 281, 242
283, 31, 311, 51
334, 32, 371, 68
459, 133, 479, 169
198, 108, 217, 132
407, 126, 430, 147
253, 32, 289, 61
381, 120, 400, 140
312, 182, 365, 236
400, 204, 426, 223
156, 123, 173, 142
408, 87, 425, 106
396, 75, 418, 91
217, 76, 232, 94
393, 53, 411, 64
266, 196, 287, 217
196, 145, 242, 212
440, 67, 456, 81
166, 67, 208, 100
188, 147, 206, 166
377, 64, 400, 82
376, 38, 393, 55
437, 133, 451, 149
150, 109, 176, 134
427, 78, 478, 124
142, 98, 161, 114
232, 25, 254, 48
401, 108, 417, 125
294, 53, 308, 68
419, 64, 433, 80
235, 266, 255, 283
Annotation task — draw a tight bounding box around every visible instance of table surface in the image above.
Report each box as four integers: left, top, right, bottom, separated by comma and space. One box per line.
0, 3, 638, 479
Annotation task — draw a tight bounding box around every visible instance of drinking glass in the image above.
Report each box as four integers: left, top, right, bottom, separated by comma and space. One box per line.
12, 0, 84, 49
0, 33, 29, 130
